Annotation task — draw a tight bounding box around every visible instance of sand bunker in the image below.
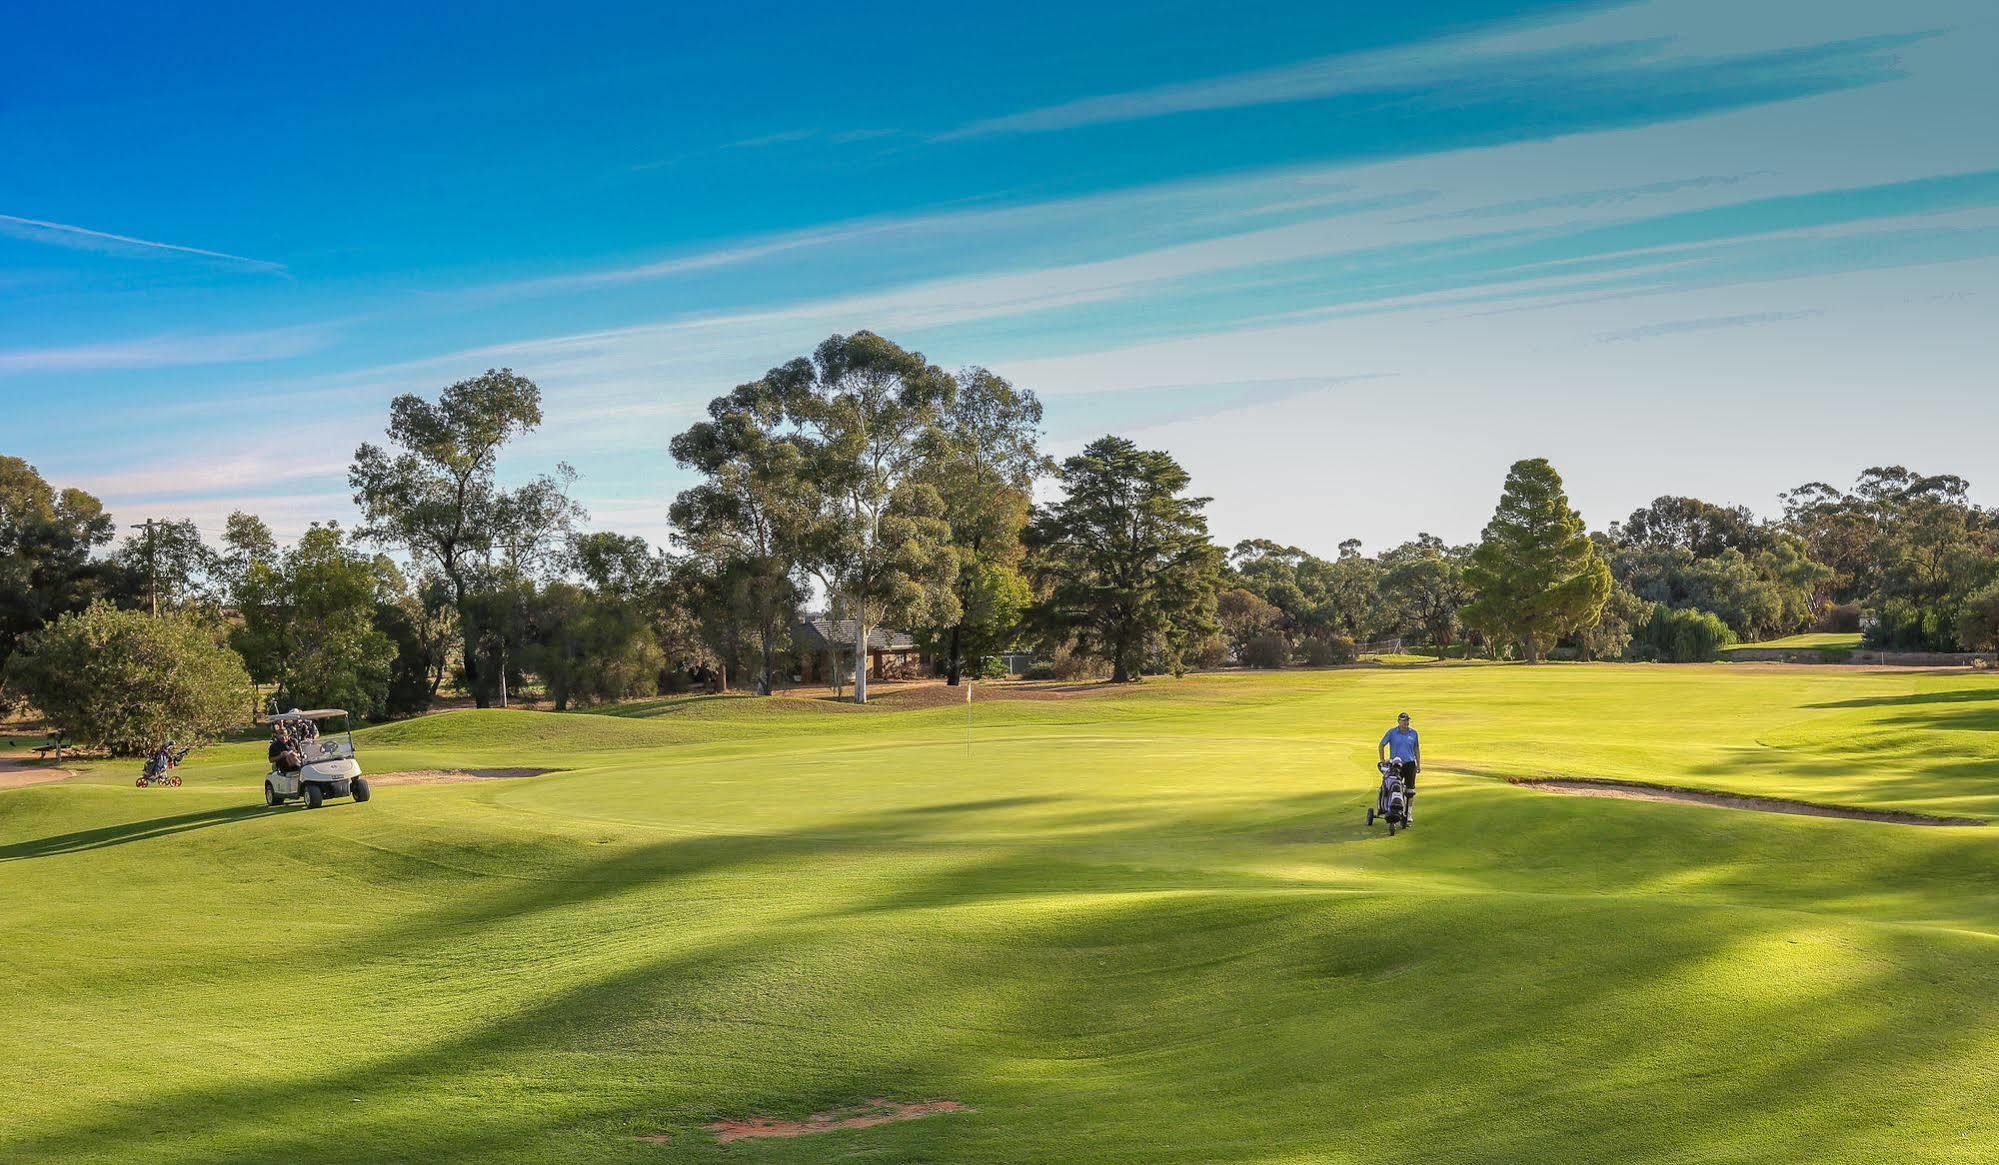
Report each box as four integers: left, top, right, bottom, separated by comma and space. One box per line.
678, 1098, 970, 1144
0, 760, 75, 790
1516, 778, 1985, 827
367, 768, 561, 786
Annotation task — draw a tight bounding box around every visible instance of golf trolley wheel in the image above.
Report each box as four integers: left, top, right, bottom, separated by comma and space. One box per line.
264, 781, 281, 807
1387, 820, 1397, 836
1367, 808, 1376, 825
135, 776, 149, 788
168, 774, 182, 788
304, 782, 324, 810
351, 777, 371, 804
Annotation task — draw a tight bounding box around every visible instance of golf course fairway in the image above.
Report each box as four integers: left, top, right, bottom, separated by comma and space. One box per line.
5, 665, 1998, 1163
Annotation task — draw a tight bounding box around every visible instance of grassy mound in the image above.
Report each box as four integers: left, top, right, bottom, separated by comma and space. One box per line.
4, 666, 1997, 1162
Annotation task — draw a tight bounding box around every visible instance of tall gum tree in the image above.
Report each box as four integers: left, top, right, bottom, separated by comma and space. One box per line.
348, 369, 543, 708
917, 368, 1052, 684
669, 380, 808, 695
769, 332, 959, 704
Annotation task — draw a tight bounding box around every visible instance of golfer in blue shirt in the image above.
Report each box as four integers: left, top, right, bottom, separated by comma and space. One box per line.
1379, 712, 1420, 822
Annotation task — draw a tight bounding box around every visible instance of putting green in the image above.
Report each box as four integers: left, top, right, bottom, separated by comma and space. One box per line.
4, 666, 1997, 1163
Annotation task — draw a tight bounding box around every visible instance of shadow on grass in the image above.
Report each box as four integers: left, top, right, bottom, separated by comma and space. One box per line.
0, 804, 282, 862
1807, 687, 1999, 711
20, 816, 1993, 1164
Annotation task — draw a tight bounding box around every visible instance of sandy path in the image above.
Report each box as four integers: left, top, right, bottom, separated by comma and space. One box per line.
1515, 778, 1985, 827
651, 1099, 969, 1145
0, 759, 76, 790
366, 768, 562, 786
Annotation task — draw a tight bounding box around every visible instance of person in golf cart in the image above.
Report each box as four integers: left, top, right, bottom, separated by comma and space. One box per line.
1379, 712, 1420, 822
268, 723, 302, 775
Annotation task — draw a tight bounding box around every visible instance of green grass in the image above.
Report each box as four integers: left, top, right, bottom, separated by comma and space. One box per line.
1720, 631, 1866, 653
5, 666, 1999, 1163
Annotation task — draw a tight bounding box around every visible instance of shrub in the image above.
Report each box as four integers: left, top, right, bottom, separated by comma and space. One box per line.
973, 655, 1009, 680
1956, 586, 1999, 657
6, 601, 252, 754
1300, 634, 1358, 666
1021, 661, 1058, 681
1187, 633, 1230, 671
1240, 632, 1291, 669
1634, 604, 1737, 662
1815, 602, 1862, 634
1867, 597, 1956, 652
1051, 646, 1109, 681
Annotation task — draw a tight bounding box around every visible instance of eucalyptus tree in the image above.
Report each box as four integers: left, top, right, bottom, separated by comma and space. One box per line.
764, 332, 959, 703
348, 368, 544, 707
917, 368, 1052, 684
0, 456, 116, 702
670, 380, 808, 695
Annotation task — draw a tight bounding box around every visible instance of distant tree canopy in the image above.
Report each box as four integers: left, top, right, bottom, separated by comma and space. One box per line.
7, 336, 1999, 741
7, 601, 251, 754
1463, 458, 1611, 663
1025, 436, 1221, 682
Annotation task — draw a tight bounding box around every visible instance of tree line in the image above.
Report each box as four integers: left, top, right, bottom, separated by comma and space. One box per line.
4, 331, 1995, 752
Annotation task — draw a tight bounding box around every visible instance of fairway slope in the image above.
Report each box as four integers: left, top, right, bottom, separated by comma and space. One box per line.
6, 667, 1999, 1163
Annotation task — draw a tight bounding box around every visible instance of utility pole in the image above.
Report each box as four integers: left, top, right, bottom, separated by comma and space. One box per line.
131, 519, 160, 616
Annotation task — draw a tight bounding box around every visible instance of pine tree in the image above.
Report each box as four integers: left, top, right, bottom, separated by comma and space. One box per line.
1025, 436, 1221, 682
1462, 458, 1611, 663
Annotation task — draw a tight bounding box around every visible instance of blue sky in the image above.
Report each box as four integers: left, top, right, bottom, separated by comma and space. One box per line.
4, 0, 1996, 553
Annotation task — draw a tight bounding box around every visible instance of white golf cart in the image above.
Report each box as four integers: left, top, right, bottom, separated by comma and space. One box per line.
264, 709, 371, 809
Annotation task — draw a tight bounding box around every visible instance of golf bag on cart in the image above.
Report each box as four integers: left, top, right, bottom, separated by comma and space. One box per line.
1367, 759, 1413, 834
137, 743, 191, 788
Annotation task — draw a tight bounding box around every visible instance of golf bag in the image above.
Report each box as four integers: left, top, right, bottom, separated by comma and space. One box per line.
137, 744, 190, 789
1367, 759, 1413, 834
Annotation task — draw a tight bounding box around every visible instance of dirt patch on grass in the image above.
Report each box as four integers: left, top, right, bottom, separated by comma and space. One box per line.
671, 1098, 971, 1144
824, 680, 1125, 708
368, 768, 562, 786
1515, 778, 1985, 827
0, 759, 76, 790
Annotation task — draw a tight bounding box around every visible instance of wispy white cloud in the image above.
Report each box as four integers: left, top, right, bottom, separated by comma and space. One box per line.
1594, 308, 1824, 343
0, 325, 331, 375
0, 212, 284, 272
934, 0, 1928, 140
727, 128, 819, 148
81, 449, 355, 502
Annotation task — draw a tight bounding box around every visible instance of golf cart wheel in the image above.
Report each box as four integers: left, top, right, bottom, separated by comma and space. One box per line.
264, 781, 281, 807
304, 782, 324, 810
351, 777, 371, 804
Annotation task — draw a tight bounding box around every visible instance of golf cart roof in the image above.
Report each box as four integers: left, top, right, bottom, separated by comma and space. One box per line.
269, 709, 349, 722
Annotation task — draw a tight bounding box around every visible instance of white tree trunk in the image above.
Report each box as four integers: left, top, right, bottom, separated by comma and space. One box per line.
853, 618, 870, 704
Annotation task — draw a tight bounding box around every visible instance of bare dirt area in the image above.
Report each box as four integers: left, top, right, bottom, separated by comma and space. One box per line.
0, 759, 75, 790
1515, 778, 1985, 827
367, 768, 562, 786
790, 678, 1125, 709
657, 1099, 970, 1145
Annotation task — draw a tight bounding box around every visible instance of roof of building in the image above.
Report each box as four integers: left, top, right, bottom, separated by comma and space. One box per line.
793, 618, 917, 652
